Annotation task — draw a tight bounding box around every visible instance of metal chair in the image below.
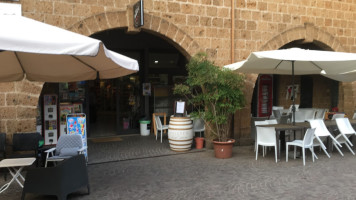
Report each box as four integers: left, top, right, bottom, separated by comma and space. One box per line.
154, 116, 169, 143
45, 134, 86, 167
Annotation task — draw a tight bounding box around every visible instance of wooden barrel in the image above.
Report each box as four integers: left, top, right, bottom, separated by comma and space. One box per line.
168, 116, 193, 152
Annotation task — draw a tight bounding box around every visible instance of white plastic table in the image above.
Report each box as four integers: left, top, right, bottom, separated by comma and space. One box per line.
0, 157, 36, 193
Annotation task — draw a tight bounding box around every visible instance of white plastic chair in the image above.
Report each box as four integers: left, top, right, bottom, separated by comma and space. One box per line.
193, 118, 205, 137
335, 118, 356, 155
315, 109, 327, 120
154, 116, 169, 143
254, 121, 269, 152
331, 113, 345, 120
256, 126, 278, 163
309, 119, 342, 158
286, 128, 316, 166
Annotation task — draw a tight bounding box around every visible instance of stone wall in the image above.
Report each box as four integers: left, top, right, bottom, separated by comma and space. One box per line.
2, 0, 356, 145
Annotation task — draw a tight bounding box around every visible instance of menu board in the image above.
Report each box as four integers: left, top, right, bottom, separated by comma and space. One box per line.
67, 113, 88, 160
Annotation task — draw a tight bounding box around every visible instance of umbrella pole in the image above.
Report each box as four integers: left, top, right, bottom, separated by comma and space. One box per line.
292, 61, 296, 125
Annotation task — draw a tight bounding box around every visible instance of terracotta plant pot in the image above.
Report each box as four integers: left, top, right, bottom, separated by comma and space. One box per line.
195, 137, 204, 149
213, 139, 235, 159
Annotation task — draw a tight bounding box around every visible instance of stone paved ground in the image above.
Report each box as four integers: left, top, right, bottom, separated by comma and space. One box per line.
2, 141, 356, 199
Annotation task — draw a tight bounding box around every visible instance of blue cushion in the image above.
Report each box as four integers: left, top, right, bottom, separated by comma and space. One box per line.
59, 147, 79, 156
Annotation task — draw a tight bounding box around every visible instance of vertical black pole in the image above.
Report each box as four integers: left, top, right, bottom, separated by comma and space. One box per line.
292, 61, 295, 125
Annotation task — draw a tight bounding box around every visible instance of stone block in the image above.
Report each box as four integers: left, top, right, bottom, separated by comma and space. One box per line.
0, 107, 17, 119
45, 15, 64, 28
217, 7, 229, 18
16, 107, 37, 119
187, 15, 199, 26
258, 2, 267, 11
168, 2, 180, 13
84, 16, 100, 34
22, 0, 36, 12
200, 17, 211, 26
212, 17, 223, 28
35, 1, 54, 14
98, 0, 114, 7
150, 15, 161, 32
95, 13, 110, 30
181, 4, 193, 14
73, 4, 90, 17
173, 14, 187, 25
90, 6, 105, 15
166, 23, 179, 39
0, 83, 15, 93
82, 0, 97, 4
159, 19, 170, 35
15, 80, 43, 95
153, 1, 167, 12
54, 2, 73, 15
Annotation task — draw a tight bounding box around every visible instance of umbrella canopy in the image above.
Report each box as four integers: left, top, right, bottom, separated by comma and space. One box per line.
224, 48, 356, 124
224, 48, 356, 80
0, 15, 139, 82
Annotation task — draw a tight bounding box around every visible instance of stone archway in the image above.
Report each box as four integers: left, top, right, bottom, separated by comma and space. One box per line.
236, 23, 348, 145
68, 11, 201, 59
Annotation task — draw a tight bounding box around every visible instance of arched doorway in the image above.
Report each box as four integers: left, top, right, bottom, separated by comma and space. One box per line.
87, 29, 188, 137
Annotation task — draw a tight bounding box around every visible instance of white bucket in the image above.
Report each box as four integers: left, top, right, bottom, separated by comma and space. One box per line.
168, 117, 193, 152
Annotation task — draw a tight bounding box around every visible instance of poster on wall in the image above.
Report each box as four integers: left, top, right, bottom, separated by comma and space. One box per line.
286, 85, 299, 100
67, 113, 88, 160
257, 75, 273, 117
143, 83, 151, 96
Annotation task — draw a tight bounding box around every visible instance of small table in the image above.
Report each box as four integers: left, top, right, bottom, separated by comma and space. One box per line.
0, 157, 36, 193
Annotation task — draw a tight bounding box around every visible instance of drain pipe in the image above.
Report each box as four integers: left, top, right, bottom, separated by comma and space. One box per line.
231, 0, 235, 63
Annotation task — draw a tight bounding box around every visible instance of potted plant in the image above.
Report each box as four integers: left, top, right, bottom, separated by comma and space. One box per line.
173, 52, 245, 158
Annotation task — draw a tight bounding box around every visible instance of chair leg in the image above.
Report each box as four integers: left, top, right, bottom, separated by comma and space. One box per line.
286, 144, 289, 162
156, 131, 158, 141
256, 144, 259, 160
160, 130, 163, 143
293, 146, 296, 159
345, 143, 355, 155
274, 145, 277, 163
309, 148, 315, 162
333, 143, 344, 156
302, 148, 306, 166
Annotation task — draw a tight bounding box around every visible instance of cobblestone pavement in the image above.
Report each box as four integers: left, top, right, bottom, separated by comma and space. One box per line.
87, 134, 203, 164
2, 143, 356, 199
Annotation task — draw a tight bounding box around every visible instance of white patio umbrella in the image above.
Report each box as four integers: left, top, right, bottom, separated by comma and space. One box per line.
224, 48, 356, 124
0, 15, 139, 82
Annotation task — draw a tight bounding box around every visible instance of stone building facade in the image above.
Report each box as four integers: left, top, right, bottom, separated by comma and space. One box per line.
1, 0, 356, 145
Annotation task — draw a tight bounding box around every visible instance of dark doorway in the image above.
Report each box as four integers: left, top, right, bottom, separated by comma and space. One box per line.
299, 76, 313, 108
87, 29, 188, 137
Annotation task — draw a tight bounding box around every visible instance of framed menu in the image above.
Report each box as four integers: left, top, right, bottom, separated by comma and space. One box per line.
174, 100, 185, 117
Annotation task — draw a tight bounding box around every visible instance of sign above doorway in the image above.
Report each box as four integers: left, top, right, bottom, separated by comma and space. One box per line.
133, 0, 144, 28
